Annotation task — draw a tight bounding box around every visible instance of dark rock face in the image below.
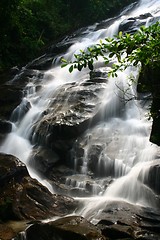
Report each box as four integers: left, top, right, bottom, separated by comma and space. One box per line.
29, 146, 59, 174
0, 153, 77, 222
150, 76, 160, 145
0, 85, 23, 120
31, 70, 108, 155
138, 159, 160, 195
0, 153, 28, 187
15, 216, 105, 240
119, 13, 153, 34
11, 98, 31, 122
14, 202, 160, 240
0, 120, 12, 134
96, 201, 160, 240
0, 224, 16, 240
0, 68, 45, 121
138, 66, 160, 146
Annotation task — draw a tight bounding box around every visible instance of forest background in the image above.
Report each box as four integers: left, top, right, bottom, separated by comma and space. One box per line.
0, 0, 136, 72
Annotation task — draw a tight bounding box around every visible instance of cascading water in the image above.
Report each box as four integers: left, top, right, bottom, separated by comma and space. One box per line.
0, 0, 160, 224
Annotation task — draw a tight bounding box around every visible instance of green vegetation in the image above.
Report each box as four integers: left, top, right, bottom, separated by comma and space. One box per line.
62, 21, 160, 145
0, 0, 136, 71
62, 22, 160, 77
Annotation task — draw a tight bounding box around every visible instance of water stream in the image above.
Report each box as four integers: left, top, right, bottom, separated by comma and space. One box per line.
0, 0, 160, 223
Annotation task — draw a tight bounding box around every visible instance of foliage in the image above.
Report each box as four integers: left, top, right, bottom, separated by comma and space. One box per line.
61, 22, 160, 77
0, 0, 136, 71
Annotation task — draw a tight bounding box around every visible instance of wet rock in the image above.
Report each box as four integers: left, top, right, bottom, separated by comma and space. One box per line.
26, 38, 73, 71
9, 68, 44, 88
0, 153, 28, 187
0, 120, 12, 134
74, 140, 114, 177
26, 54, 54, 70
64, 175, 112, 197
73, 123, 129, 178
96, 201, 160, 240
15, 216, 105, 240
138, 161, 160, 195
12, 177, 77, 220
0, 224, 16, 240
29, 146, 59, 174
0, 153, 78, 221
11, 99, 32, 122
137, 63, 160, 146
0, 84, 23, 120
31, 71, 108, 155
119, 13, 153, 33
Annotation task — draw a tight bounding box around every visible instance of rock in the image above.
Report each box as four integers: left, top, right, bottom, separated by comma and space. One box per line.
64, 175, 112, 197
12, 177, 77, 220
96, 201, 160, 240
0, 224, 16, 240
0, 120, 12, 134
150, 81, 160, 145
10, 68, 44, 88
119, 13, 153, 34
29, 146, 59, 174
137, 65, 160, 146
0, 153, 28, 187
73, 123, 129, 178
0, 84, 23, 120
26, 40, 73, 71
0, 221, 28, 240
0, 67, 46, 120
11, 99, 31, 122
15, 216, 106, 240
0, 153, 78, 221
138, 160, 160, 195
26, 54, 55, 70
31, 71, 108, 156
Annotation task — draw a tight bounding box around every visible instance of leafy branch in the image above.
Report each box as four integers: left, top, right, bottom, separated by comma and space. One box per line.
61, 21, 160, 77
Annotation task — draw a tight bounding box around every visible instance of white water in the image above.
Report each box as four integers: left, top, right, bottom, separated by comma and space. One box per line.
0, 0, 160, 221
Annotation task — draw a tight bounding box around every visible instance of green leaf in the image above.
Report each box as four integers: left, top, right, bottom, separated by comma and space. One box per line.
69, 65, 74, 73
88, 61, 94, 70
61, 63, 68, 68
118, 31, 123, 38
109, 52, 115, 58
61, 58, 67, 63
77, 64, 83, 71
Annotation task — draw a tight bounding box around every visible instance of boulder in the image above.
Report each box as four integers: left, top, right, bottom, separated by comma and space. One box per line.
0, 224, 16, 240
0, 153, 78, 222
137, 65, 160, 146
0, 153, 28, 187
15, 216, 105, 240
31, 70, 108, 157
0, 67, 46, 121
96, 201, 160, 240
26, 54, 55, 71
11, 99, 31, 122
26, 38, 73, 71
0, 85, 23, 120
62, 174, 112, 197
119, 13, 153, 34
138, 160, 160, 195
9, 68, 44, 88
0, 120, 12, 134
29, 146, 59, 174
72, 123, 129, 178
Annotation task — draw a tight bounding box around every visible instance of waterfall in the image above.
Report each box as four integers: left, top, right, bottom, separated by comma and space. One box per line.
0, 0, 160, 223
